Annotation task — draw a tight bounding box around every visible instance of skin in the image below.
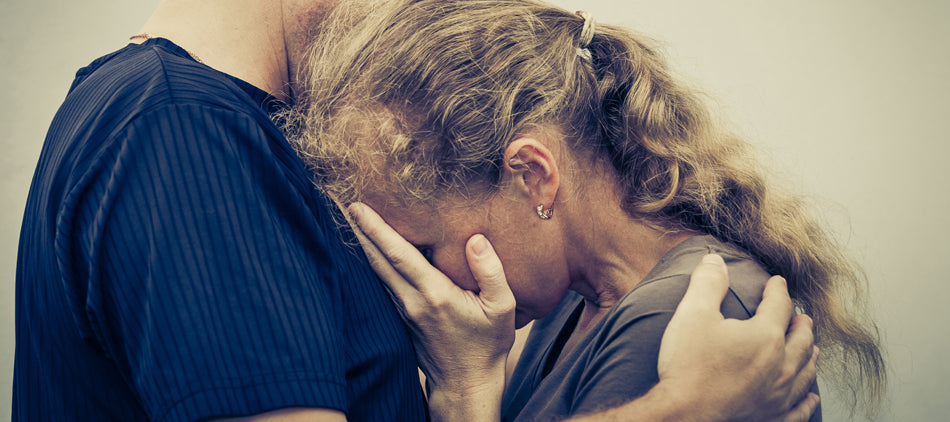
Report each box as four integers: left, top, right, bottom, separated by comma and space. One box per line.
133, 1, 819, 421
364, 191, 567, 329
349, 203, 820, 422
365, 134, 695, 334
349, 130, 820, 421
134, 0, 332, 102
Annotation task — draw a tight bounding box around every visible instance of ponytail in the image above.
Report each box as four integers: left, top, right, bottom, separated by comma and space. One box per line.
287, 0, 885, 415
586, 21, 885, 416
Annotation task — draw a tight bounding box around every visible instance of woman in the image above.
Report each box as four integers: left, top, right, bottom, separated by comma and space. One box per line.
287, 0, 885, 420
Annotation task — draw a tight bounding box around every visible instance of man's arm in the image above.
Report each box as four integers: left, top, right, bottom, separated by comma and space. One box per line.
217, 408, 346, 421
565, 255, 820, 422
87, 107, 353, 420
347, 202, 818, 422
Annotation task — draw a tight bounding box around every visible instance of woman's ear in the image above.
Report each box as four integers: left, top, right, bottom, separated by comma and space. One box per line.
503, 137, 560, 208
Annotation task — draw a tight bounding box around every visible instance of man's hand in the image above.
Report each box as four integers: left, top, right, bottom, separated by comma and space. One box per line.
347, 202, 515, 422
656, 254, 820, 422
348, 201, 818, 422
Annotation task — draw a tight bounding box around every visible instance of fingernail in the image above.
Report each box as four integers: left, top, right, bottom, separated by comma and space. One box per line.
471, 234, 488, 257
701, 254, 724, 265
348, 203, 361, 222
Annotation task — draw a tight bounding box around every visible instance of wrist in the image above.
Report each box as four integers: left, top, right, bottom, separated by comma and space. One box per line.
427, 385, 502, 422
426, 360, 506, 422
641, 380, 717, 422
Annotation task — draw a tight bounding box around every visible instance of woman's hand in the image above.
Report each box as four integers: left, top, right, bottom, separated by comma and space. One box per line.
347, 202, 516, 422
346, 202, 818, 422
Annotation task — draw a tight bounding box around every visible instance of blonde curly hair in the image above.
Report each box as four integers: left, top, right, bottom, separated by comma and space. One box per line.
284, 0, 886, 416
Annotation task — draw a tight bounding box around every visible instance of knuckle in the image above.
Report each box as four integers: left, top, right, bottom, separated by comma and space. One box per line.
793, 408, 808, 422
427, 291, 452, 310
779, 365, 797, 387
767, 325, 787, 346
487, 298, 516, 319
501, 296, 517, 313
755, 328, 784, 355
385, 248, 412, 268
404, 301, 427, 321
800, 313, 814, 328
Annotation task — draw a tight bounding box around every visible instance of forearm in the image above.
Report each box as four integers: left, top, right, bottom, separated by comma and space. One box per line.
565, 381, 706, 422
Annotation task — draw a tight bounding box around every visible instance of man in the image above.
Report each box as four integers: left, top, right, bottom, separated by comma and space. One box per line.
13, 0, 818, 420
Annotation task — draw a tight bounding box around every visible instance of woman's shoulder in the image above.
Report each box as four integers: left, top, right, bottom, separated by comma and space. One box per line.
610, 235, 771, 322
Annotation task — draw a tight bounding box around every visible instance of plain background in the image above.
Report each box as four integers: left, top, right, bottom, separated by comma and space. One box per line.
1, 0, 947, 420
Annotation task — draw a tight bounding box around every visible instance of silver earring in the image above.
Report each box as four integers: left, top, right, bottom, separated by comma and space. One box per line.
536, 204, 554, 220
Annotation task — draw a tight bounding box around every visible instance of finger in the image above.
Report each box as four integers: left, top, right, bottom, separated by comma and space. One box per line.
787, 346, 819, 410
675, 254, 731, 316
466, 234, 516, 316
785, 314, 815, 373
348, 202, 447, 292
346, 204, 423, 310
782, 392, 820, 422
752, 275, 795, 330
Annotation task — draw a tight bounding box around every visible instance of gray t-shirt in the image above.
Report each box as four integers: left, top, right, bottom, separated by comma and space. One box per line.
500, 235, 821, 421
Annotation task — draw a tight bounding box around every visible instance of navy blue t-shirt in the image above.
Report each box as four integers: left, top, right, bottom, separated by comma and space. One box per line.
14, 38, 426, 421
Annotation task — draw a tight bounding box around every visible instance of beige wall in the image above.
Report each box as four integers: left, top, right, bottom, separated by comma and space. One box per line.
2, 1, 948, 420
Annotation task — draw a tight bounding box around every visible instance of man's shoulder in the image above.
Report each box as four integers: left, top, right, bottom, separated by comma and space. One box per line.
46, 38, 289, 177
65, 38, 268, 126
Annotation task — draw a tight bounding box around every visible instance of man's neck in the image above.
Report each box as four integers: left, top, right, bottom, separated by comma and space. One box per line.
135, 0, 327, 102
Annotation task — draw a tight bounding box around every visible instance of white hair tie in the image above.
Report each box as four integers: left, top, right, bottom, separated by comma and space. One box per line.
575, 10, 595, 62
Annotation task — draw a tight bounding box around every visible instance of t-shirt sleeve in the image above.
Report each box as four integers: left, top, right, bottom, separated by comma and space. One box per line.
570, 274, 756, 416
573, 301, 823, 422
570, 309, 675, 415
65, 104, 348, 421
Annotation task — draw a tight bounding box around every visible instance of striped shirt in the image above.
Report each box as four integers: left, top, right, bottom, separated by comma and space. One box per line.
14, 38, 425, 421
